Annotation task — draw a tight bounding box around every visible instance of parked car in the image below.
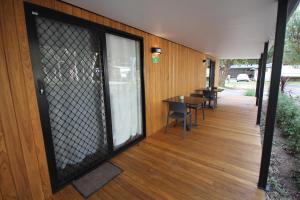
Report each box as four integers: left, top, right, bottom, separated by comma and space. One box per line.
237, 74, 250, 82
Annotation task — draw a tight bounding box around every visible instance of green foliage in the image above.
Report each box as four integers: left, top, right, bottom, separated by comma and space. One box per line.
244, 89, 255, 96
277, 94, 298, 136
277, 94, 300, 153
295, 154, 300, 191
220, 59, 258, 67
267, 7, 300, 65
284, 6, 300, 65
269, 177, 289, 197
288, 115, 300, 153
295, 171, 300, 190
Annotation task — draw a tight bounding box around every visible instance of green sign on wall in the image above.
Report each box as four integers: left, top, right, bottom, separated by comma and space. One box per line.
152, 56, 160, 63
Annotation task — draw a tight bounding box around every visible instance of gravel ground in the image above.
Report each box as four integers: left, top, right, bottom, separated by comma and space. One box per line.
260, 101, 300, 200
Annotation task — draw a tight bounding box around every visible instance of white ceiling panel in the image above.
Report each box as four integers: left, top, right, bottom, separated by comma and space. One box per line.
63, 0, 278, 59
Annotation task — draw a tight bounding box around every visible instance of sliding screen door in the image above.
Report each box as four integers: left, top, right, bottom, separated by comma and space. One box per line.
36, 16, 109, 183
26, 10, 109, 190
105, 33, 144, 150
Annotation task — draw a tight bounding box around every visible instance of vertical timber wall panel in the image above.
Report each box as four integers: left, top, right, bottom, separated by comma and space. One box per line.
0, 0, 219, 198
0, 10, 19, 199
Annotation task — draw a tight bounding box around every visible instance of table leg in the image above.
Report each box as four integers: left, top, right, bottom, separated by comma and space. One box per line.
193, 109, 198, 126
192, 108, 198, 126
215, 92, 218, 107
202, 103, 205, 120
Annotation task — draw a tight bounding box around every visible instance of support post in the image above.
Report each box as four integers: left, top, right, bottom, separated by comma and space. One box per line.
256, 42, 268, 125
258, 0, 288, 190
255, 56, 263, 106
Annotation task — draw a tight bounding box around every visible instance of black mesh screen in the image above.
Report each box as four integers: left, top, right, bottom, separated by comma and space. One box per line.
35, 16, 108, 181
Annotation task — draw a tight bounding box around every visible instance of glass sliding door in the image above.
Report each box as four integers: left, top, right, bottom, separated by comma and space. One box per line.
205, 60, 215, 88
25, 3, 145, 192
105, 33, 144, 150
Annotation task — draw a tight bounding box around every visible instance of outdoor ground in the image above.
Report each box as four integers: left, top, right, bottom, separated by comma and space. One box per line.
225, 79, 257, 90
285, 82, 300, 99
224, 79, 300, 97
260, 104, 300, 200
267, 127, 300, 200
224, 79, 267, 96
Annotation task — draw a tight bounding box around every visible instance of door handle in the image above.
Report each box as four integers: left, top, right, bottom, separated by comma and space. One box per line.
37, 79, 45, 95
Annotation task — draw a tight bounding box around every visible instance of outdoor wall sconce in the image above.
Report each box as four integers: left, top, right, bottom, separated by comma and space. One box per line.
151, 47, 161, 63
203, 59, 210, 66
151, 47, 162, 54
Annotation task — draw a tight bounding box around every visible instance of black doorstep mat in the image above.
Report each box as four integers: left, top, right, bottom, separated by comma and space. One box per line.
72, 162, 122, 198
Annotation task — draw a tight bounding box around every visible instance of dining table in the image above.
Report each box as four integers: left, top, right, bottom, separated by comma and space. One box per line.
163, 96, 208, 127
194, 87, 224, 93
192, 87, 224, 108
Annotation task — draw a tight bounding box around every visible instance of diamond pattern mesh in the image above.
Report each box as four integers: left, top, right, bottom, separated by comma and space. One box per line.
35, 17, 108, 181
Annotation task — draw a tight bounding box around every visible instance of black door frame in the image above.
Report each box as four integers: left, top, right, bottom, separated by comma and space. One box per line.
207, 60, 215, 88
24, 2, 146, 192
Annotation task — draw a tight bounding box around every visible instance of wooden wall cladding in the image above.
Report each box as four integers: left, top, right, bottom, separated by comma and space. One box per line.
0, 0, 219, 198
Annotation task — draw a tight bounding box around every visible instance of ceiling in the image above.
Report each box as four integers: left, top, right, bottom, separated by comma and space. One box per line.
63, 0, 278, 59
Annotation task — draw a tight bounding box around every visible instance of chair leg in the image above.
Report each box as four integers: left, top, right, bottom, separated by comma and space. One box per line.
194, 108, 198, 124
189, 115, 192, 130
215, 98, 217, 108
182, 117, 187, 138
202, 104, 205, 120
165, 115, 170, 133
174, 119, 178, 127
212, 99, 216, 109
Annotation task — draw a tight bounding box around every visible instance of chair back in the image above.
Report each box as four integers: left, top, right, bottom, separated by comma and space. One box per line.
168, 102, 187, 114
203, 90, 215, 98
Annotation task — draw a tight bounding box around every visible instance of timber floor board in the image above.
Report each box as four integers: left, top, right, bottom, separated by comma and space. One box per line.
54, 95, 265, 200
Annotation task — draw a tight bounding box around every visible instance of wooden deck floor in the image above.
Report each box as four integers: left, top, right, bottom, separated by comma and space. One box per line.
54, 95, 265, 200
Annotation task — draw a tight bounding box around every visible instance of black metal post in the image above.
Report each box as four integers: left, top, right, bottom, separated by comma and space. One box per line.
255, 56, 263, 106
258, 0, 288, 190
256, 42, 268, 125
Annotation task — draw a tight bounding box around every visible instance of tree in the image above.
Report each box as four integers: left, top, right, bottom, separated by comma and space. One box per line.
280, 76, 290, 92
219, 59, 258, 86
283, 6, 300, 65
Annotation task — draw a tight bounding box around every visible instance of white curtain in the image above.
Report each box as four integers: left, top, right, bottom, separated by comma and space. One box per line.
106, 34, 142, 149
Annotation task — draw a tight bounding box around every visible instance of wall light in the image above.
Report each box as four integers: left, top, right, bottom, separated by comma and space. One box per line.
151, 47, 162, 54
151, 47, 161, 63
